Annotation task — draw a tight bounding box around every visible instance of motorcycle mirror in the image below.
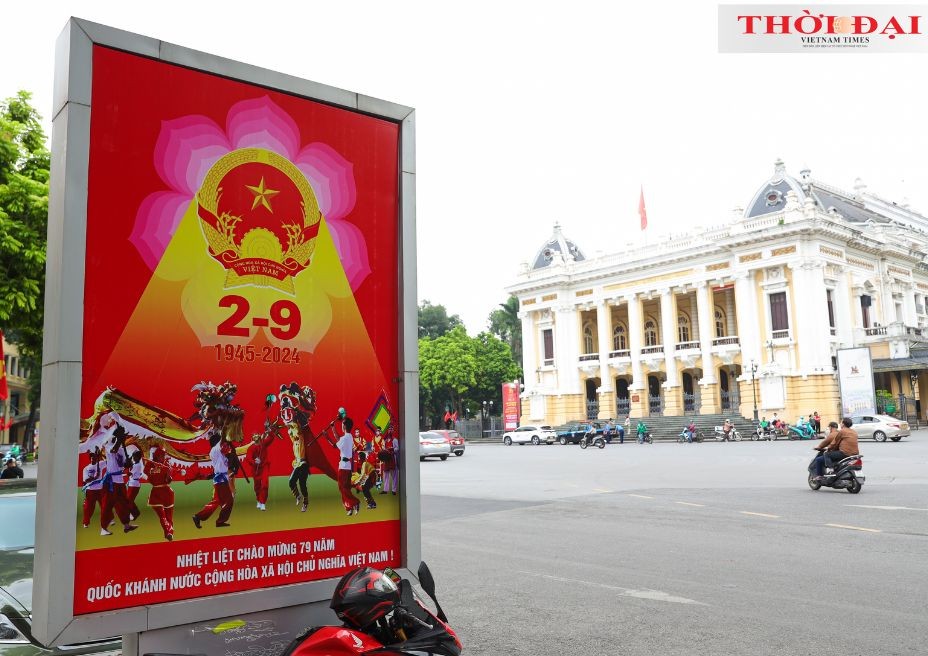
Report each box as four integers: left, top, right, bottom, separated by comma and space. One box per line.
417, 561, 437, 600
416, 561, 449, 624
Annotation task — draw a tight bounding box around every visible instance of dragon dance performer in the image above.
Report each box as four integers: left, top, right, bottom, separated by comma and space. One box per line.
379, 426, 399, 495
126, 450, 144, 520
336, 417, 360, 516
192, 430, 234, 529
353, 450, 377, 510
100, 425, 138, 536
145, 446, 175, 541
245, 429, 277, 511
81, 450, 104, 528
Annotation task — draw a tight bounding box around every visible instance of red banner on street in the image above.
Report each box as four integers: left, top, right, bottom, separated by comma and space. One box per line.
502, 382, 521, 430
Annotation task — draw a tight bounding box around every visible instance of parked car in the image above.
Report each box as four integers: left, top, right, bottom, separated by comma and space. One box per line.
849, 415, 910, 442
556, 421, 606, 445
501, 425, 557, 446
418, 431, 451, 460
431, 430, 465, 456
0, 478, 121, 655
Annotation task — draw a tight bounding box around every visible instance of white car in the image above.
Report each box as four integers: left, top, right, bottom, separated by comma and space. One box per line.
502, 425, 557, 446
849, 415, 910, 442
419, 431, 452, 461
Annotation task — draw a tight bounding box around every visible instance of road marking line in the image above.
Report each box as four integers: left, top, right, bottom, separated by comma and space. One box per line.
826, 523, 881, 533
676, 501, 705, 507
517, 570, 707, 606
846, 505, 928, 512
628, 494, 653, 499
594, 488, 613, 493
740, 511, 780, 518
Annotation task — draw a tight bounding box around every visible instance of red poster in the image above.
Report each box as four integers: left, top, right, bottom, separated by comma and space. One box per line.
502, 382, 521, 431
74, 46, 401, 615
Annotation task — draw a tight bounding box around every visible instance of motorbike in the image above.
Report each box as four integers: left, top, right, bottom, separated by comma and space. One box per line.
283, 561, 461, 656
807, 448, 864, 494
751, 426, 776, 441
677, 428, 704, 443
144, 562, 461, 656
579, 432, 606, 449
636, 431, 653, 444
788, 422, 816, 440
713, 425, 742, 441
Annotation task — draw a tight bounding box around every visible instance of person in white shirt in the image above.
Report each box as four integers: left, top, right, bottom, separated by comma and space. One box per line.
126, 449, 144, 520
192, 431, 234, 528
336, 418, 360, 516
99, 428, 138, 536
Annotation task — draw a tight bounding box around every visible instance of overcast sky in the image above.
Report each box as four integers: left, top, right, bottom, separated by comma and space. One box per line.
3, 1, 927, 332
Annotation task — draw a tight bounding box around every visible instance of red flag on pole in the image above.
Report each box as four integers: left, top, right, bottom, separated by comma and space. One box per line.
638, 185, 648, 231
0, 331, 9, 401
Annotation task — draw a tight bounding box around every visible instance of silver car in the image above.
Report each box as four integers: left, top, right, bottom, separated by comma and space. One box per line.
418, 431, 451, 461
849, 415, 910, 442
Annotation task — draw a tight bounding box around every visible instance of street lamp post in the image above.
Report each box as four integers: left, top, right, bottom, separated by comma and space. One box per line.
750, 359, 759, 423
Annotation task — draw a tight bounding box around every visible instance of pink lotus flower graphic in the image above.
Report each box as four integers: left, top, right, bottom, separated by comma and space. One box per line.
131, 96, 369, 290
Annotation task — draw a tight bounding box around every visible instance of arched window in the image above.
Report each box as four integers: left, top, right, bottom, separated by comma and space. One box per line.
582, 323, 595, 354
714, 308, 726, 338
613, 324, 627, 351
677, 314, 690, 343
644, 320, 658, 346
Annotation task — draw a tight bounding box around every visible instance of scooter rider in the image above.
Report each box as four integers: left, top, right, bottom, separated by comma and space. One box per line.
812, 418, 859, 482
722, 418, 734, 440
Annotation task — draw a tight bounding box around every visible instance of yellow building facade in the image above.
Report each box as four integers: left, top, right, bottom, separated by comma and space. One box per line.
506, 161, 928, 427
1, 335, 37, 450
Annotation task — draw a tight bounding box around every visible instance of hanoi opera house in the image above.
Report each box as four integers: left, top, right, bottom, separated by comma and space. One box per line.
506, 161, 928, 425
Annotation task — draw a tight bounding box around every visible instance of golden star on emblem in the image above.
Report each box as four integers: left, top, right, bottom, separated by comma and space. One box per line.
246, 177, 280, 212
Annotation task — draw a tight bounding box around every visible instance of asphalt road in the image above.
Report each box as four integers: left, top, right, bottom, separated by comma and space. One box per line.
420, 435, 928, 656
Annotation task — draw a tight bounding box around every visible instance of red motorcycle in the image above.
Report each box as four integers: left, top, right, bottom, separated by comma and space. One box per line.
144, 562, 460, 656
283, 561, 461, 656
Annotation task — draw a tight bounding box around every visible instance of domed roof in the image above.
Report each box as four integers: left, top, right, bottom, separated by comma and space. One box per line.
531, 223, 586, 270
744, 158, 808, 219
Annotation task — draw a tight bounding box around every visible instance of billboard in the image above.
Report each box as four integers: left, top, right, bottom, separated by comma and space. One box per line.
502, 381, 521, 430
35, 18, 417, 645
836, 347, 877, 416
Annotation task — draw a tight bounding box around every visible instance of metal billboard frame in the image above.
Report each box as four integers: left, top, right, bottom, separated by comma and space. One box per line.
35, 17, 418, 647
835, 346, 877, 417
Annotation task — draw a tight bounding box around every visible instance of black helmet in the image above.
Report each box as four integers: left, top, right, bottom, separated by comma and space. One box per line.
330, 567, 400, 629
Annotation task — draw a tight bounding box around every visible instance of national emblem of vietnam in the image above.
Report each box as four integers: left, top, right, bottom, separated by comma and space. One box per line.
197, 148, 322, 294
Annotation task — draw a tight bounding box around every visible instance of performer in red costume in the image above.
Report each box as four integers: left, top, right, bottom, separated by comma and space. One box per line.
245, 430, 276, 511
145, 446, 175, 541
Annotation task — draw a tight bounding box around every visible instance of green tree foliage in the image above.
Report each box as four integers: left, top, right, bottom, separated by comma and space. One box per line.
0, 91, 50, 445
467, 331, 521, 412
418, 326, 476, 424
487, 295, 521, 368
418, 299, 463, 339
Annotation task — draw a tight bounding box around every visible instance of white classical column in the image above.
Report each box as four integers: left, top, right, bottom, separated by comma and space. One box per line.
596, 301, 613, 392
903, 283, 917, 326
627, 293, 644, 390
696, 281, 716, 383
689, 294, 699, 339
520, 310, 537, 388
734, 270, 761, 365
555, 305, 582, 395
791, 261, 831, 372
660, 288, 680, 387
832, 267, 853, 346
